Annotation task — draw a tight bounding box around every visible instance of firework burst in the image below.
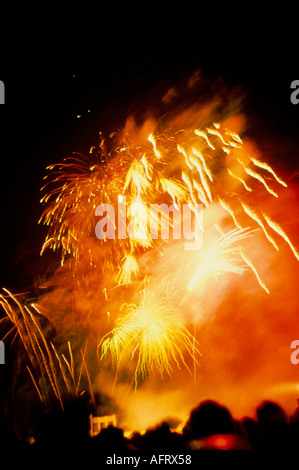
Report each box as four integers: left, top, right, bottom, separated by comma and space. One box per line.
3, 81, 299, 398
99, 289, 200, 390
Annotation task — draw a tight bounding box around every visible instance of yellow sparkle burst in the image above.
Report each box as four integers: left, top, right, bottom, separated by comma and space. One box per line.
99, 291, 200, 387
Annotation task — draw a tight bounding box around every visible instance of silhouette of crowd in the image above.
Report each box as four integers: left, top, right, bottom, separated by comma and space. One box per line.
2, 395, 299, 457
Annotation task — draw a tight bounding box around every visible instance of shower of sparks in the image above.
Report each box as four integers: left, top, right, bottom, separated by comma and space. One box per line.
0, 289, 94, 408
99, 290, 200, 389
39, 121, 294, 281
2, 93, 298, 394
186, 228, 258, 292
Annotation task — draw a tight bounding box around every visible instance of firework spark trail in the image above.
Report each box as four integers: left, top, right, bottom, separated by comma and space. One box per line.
51, 342, 72, 394
191, 148, 213, 182
0, 289, 94, 407
0, 289, 59, 404
240, 251, 270, 294
263, 213, 299, 261
239, 201, 279, 251
227, 168, 252, 192
148, 133, 162, 159
0, 290, 41, 369
238, 159, 279, 198
26, 365, 44, 403
251, 157, 288, 188
218, 198, 244, 230
194, 129, 215, 150
76, 341, 88, 395
25, 305, 64, 404
80, 346, 96, 406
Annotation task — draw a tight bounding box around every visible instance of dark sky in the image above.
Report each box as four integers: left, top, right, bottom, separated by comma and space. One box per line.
1, 0, 299, 291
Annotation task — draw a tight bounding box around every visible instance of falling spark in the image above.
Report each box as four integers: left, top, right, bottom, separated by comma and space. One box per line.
207, 127, 229, 146
189, 155, 212, 202
27, 366, 44, 403
194, 129, 215, 150
148, 133, 162, 159
177, 144, 193, 170
238, 159, 278, 198
218, 197, 243, 230
192, 148, 213, 182
263, 213, 299, 261
251, 157, 287, 187
239, 201, 279, 251
226, 130, 242, 144
227, 168, 252, 192
240, 251, 270, 294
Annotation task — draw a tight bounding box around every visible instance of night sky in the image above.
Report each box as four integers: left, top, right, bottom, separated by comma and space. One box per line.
1, 1, 299, 291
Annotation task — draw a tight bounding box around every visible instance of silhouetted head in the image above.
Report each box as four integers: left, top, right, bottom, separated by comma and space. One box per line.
183, 399, 235, 439
140, 421, 175, 450
256, 401, 288, 425
91, 425, 127, 451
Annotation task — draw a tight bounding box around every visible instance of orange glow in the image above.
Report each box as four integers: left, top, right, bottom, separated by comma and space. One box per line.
2, 81, 299, 433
